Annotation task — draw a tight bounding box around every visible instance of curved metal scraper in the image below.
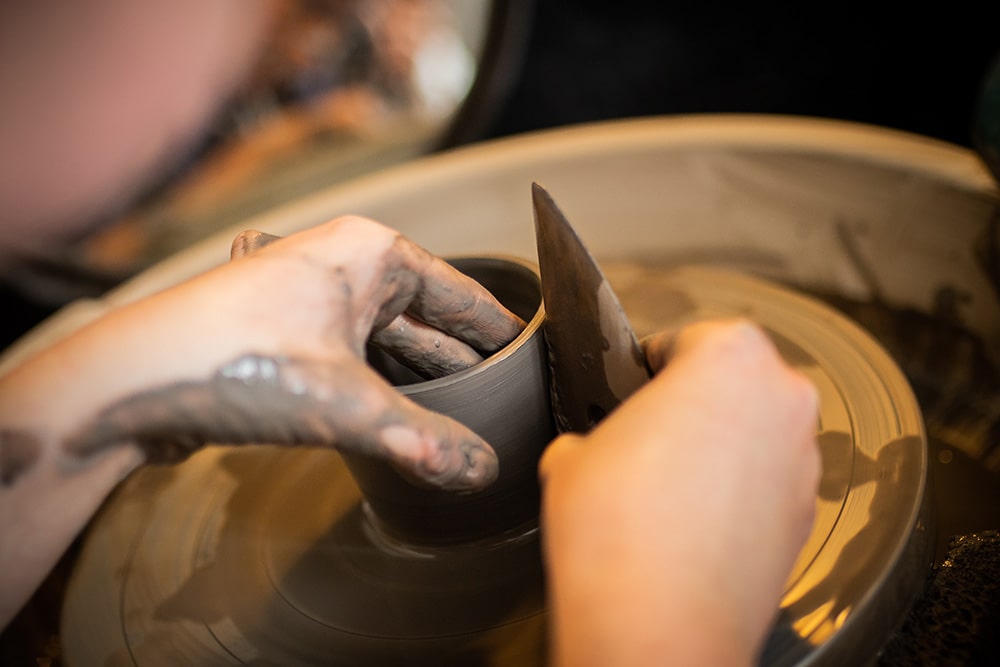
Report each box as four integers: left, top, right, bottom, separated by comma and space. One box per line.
532, 183, 651, 433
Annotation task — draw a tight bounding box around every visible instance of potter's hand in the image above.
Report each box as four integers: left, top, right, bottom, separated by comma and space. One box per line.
539, 320, 820, 667
1, 216, 524, 494
72, 216, 524, 489
0, 216, 523, 628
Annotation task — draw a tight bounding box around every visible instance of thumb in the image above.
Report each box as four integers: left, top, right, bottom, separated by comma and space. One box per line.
64, 353, 499, 492
640, 328, 681, 373
369, 380, 501, 491
538, 432, 586, 485
247, 354, 500, 491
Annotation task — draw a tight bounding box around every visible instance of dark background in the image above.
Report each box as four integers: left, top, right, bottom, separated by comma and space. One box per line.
478, 1, 1000, 149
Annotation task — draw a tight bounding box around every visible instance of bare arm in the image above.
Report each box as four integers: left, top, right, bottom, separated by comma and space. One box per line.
0, 216, 524, 628
540, 320, 820, 666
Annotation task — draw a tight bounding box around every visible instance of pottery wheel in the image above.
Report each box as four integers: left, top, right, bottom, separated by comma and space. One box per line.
61, 264, 928, 666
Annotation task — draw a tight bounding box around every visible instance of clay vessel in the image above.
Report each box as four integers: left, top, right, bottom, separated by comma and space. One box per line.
342, 255, 555, 545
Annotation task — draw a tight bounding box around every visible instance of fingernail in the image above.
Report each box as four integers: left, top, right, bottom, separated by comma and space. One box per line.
452, 441, 499, 492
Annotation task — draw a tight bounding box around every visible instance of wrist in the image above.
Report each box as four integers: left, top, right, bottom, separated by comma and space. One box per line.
542, 487, 760, 667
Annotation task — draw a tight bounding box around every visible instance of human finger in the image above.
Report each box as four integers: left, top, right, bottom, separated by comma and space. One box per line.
230, 229, 282, 259
63, 352, 499, 491
229, 220, 526, 357
639, 328, 680, 373
375, 235, 526, 354
370, 313, 485, 379
537, 432, 585, 485
641, 318, 784, 373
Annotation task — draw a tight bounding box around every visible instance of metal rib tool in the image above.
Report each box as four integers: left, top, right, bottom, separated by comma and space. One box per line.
531, 182, 651, 433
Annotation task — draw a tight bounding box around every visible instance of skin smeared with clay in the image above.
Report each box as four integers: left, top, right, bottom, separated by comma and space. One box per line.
62, 353, 497, 490
0, 218, 524, 495
231, 225, 525, 367
229, 229, 282, 259
0, 216, 525, 629
371, 314, 486, 379
230, 230, 493, 378
52, 218, 524, 490
0, 430, 42, 486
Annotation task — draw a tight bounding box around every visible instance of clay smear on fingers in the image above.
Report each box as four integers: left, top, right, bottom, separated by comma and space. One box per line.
371, 313, 484, 379
0, 429, 43, 486
60, 353, 498, 491
387, 236, 526, 353
230, 229, 282, 259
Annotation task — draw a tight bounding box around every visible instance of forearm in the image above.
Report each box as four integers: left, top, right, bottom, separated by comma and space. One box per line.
0, 437, 142, 628
0, 302, 190, 628
0, 280, 246, 628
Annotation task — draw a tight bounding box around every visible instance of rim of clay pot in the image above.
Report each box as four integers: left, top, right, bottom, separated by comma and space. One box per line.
348, 253, 554, 545
394, 254, 546, 394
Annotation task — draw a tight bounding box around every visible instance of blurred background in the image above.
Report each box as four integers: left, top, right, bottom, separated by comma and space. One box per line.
2, 0, 999, 348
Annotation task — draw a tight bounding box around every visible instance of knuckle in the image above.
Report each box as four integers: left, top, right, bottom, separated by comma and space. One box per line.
641, 330, 677, 372
539, 433, 584, 476
230, 229, 264, 259
684, 318, 769, 356
794, 373, 821, 411
720, 318, 772, 353
421, 440, 453, 477
331, 215, 401, 247
332, 214, 378, 230
784, 370, 820, 421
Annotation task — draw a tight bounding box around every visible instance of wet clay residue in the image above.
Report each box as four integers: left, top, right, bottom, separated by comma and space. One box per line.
61, 353, 496, 491
818, 288, 1000, 477
229, 229, 281, 259
375, 234, 526, 358
370, 314, 486, 380
0, 429, 42, 486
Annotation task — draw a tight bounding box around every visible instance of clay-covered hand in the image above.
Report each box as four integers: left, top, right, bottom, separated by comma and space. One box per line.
539, 319, 820, 667
0, 215, 525, 629
62, 216, 525, 490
